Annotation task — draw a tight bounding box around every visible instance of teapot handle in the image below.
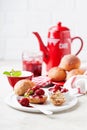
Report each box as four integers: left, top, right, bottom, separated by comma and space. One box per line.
71, 37, 83, 55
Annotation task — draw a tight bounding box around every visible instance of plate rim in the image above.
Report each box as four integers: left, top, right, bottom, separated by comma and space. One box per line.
4, 92, 78, 113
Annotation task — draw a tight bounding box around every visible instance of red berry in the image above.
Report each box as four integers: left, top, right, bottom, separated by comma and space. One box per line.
52, 85, 62, 92
19, 98, 29, 107
35, 88, 45, 95
32, 85, 41, 91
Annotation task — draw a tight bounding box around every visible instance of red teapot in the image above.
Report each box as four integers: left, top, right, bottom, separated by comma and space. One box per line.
33, 22, 83, 71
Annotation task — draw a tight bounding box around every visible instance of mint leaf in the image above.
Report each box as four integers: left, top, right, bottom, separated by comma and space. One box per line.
3, 71, 11, 76
3, 69, 22, 77
11, 71, 22, 77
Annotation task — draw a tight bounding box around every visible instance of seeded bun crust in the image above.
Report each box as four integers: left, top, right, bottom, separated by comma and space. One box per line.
50, 91, 65, 106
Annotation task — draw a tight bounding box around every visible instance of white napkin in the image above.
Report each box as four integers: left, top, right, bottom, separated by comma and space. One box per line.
64, 74, 87, 96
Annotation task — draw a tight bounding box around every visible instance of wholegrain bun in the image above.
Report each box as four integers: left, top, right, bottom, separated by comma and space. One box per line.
48, 67, 66, 82
59, 54, 81, 71
66, 69, 84, 80
50, 91, 65, 106
14, 79, 35, 96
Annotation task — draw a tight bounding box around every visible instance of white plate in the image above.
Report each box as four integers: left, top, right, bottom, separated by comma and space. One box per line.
5, 92, 78, 113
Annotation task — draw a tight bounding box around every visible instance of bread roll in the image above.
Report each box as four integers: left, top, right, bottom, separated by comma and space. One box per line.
59, 54, 81, 71
14, 79, 35, 96
50, 91, 65, 106
28, 95, 47, 104
48, 67, 66, 82
66, 69, 84, 80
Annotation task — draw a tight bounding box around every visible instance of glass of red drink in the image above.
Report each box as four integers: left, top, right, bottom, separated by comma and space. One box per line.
22, 51, 43, 77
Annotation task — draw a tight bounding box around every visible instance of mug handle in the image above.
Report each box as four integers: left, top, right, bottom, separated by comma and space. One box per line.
71, 37, 83, 55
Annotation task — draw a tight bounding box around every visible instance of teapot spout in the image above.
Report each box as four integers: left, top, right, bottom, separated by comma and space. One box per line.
33, 32, 49, 64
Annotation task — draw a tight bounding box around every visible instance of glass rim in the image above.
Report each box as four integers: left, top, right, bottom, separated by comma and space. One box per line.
22, 50, 43, 60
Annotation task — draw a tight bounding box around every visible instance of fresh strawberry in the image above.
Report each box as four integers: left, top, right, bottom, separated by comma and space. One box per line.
19, 98, 29, 107
32, 85, 41, 91
35, 88, 45, 95
54, 85, 62, 91
49, 85, 62, 93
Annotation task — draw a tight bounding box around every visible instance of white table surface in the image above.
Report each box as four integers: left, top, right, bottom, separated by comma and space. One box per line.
0, 60, 87, 130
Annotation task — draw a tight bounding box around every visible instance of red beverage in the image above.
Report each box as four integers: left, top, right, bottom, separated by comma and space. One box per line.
23, 60, 42, 77
22, 51, 43, 77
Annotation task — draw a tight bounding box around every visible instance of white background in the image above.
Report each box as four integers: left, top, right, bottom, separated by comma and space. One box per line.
0, 0, 87, 62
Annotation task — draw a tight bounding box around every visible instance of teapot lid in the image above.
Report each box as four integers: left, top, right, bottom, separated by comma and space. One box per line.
48, 22, 69, 39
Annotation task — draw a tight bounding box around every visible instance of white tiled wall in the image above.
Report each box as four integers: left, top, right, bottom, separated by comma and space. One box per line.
0, 0, 87, 62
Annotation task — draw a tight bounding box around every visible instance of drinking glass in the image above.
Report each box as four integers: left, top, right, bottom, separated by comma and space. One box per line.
22, 51, 43, 77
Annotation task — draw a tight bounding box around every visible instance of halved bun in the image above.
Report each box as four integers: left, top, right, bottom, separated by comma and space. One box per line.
28, 95, 47, 104
50, 91, 65, 106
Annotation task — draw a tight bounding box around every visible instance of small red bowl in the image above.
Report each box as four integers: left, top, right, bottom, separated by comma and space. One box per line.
7, 71, 34, 88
